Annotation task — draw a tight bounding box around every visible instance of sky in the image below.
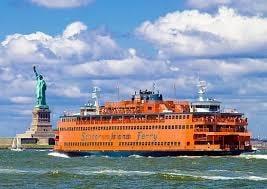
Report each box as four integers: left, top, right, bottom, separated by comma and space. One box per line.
0, 0, 267, 138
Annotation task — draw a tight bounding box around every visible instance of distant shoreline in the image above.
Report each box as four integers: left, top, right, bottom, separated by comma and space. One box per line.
0, 137, 54, 150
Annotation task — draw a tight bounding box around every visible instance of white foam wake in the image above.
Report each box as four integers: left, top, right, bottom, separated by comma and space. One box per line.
239, 154, 267, 160
78, 169, 155, 176
48, 152, 69, 158
129, 154, 143, 158
165, 172, 267, 181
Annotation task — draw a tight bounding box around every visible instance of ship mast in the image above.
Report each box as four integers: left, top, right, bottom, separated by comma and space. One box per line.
197, 80, 207, 101
92, 87, 101, 114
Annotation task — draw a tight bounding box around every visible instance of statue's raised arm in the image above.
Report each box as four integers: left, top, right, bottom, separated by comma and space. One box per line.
33, 66, 38, 78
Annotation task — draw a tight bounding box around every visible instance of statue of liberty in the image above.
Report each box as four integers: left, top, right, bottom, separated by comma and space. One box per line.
33, 66, 48, 108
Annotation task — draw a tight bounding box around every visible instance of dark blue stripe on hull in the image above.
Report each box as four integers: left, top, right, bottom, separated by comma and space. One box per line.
64, 150, 251, 157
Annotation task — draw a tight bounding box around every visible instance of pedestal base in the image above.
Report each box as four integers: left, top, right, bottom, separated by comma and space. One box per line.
16, 107, 55, 146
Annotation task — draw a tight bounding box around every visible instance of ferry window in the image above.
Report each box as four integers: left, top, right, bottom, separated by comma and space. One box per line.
187, 115, 190, 119
168, 125, 171, 129
186, 125, 189, 129
175, 125, 178, 129
146, 126, 148, 129
172, 125, 174, 129
187, 142, 190, 146
178, 142, 180, 146
149, 126, 152, 129
179, 115, 182, 119
183, 115, 186, 119
142, 142, 144, 146
190, 125, 193, 129
182, 125, 185, 129
176, 115, 179, 119
174, 142, 177, 146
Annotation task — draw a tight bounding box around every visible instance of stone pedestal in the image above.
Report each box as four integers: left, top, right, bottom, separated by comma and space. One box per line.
17, 107, 55, 145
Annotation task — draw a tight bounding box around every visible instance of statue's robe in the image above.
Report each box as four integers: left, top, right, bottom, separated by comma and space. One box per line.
36, 78, 46, 106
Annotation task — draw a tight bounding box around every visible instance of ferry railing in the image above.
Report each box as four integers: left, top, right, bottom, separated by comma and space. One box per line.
194, 128, 209, 132
194, 137, 208, 141
192, 118, 247, 125
221, 145, 241, 151
75, 118, 165, 125
194, 128, 246, 133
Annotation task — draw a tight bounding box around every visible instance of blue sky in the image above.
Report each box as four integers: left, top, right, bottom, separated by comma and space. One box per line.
0, 0, 267, 138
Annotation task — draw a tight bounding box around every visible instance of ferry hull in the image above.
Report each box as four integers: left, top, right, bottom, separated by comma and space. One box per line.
61, 150, 253, 157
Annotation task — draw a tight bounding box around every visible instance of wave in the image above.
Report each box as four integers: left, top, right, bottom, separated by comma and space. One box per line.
72, 169, 267, 181
238, 154, 267, 160
129, 154, 143, 158
48, 152, 70, 158
35, 149, 48, 152
0, 168, 45, 174
0, 168, 28, 174
160, 172, 267, 181
78, 169, 155, 176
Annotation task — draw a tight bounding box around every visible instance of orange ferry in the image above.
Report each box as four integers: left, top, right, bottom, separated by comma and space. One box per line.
54, 81, 252, 156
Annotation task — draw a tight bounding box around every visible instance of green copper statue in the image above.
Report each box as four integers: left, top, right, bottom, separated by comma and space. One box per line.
33, 66, 48, 108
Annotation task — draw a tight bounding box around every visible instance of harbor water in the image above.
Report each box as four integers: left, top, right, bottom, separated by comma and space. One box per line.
0, 150, 266, 188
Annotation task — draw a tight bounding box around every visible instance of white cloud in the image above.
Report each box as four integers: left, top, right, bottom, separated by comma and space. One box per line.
187, 0, 267, 15
136, 7, 267, 58
9, 96, 33, 104
30, 0, 93, 8
53, 85, 87, 98
65, 50, 172, 78
63, 22, 88, 38
1, 21, 119, 62
187, 0, 231, 9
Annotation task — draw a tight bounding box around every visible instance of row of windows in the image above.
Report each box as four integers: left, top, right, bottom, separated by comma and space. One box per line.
119, 141, 185, 146
63, 141, 190, 147
61, 114, 191, 122
64, 142, 113, 147
59, 125, 194, 131
165, 115, 190, 120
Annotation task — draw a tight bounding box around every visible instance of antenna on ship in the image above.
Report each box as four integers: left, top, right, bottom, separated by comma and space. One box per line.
197, 80, 207, 101
92, 86, 101, 114
152, 82, 156, 93
116, 83, 120, 101
173, 83, 176, 99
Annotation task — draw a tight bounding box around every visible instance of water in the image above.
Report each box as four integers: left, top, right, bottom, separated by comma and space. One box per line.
0, 150, 266, 189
